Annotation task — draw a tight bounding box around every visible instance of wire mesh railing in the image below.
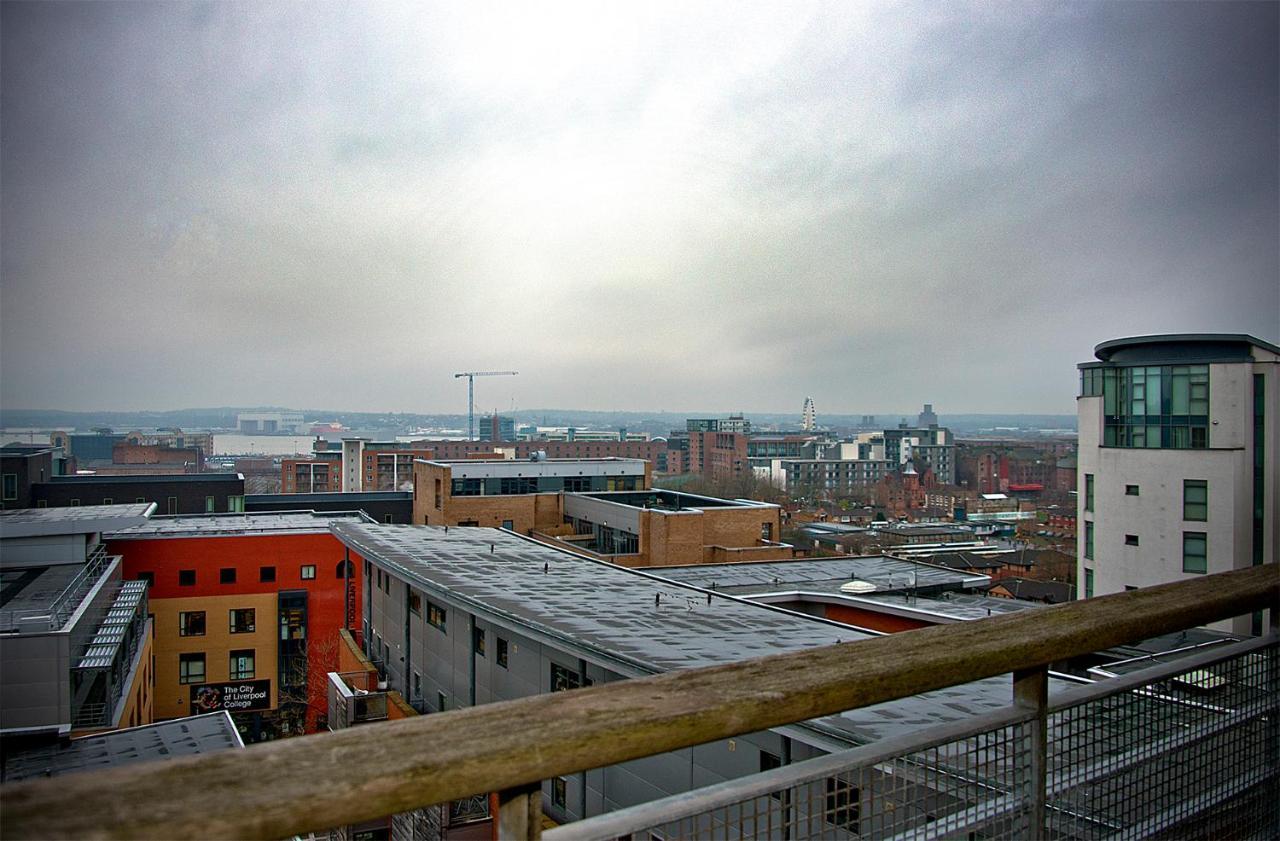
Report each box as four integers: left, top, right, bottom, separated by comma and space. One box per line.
545, 635, 1277, 841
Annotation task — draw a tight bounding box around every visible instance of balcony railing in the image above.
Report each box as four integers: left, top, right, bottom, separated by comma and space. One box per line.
0, 544, 114, 634
1, 563, 1275, 840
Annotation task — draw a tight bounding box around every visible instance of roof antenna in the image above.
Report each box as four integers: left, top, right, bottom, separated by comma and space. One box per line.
490, 543, 495, 553
655, 593, 661, 607
444, 525, 448, 534
544, 562, 549, 574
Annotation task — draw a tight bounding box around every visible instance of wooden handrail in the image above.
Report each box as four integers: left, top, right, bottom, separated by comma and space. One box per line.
3, 563, 1275, 840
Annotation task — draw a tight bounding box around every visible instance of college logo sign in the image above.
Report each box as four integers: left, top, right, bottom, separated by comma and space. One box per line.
190, 679, 272, 715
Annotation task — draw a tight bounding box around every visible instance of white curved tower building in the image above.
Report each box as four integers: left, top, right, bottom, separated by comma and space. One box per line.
1076, 334, 1278, 635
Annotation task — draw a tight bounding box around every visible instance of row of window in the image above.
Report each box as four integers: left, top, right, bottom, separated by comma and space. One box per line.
1083, 475, 1207, 521
57, 495, 245, 512
178, 650, 255, 684
138, 562, 357, 588
178, 608, 256, 636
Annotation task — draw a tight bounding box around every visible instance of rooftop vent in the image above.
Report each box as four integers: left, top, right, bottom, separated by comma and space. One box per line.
840, 580, 877, 594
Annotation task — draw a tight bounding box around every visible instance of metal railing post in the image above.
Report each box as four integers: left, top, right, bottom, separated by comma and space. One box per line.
1013, 665, 1048, 838
497, 783, 542, 840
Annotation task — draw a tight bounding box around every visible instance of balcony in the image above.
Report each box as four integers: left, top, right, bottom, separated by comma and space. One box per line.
326, 670, 389, 730
1, 564, 1275, 840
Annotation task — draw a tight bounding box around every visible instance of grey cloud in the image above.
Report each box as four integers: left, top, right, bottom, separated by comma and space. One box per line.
2, 0, 1276, 414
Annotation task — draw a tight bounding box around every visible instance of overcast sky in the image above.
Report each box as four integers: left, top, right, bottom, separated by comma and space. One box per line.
2, 2, 1276, 416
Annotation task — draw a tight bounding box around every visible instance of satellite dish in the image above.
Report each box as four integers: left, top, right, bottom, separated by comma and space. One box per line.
840, 580, 877, 594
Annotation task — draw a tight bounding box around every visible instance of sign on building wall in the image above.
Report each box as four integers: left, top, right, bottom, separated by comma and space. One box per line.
190, 680, 272, 715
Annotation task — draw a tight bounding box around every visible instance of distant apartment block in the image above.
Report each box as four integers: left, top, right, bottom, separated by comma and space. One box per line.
282, 440, 433, 493
1076, 334, 1277, 635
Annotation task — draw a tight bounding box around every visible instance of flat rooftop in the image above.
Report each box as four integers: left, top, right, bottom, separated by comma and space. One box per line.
106, 510, 371, 539
574, 490, 774, 511
333, 523, 1051, 747
1, 564, 84, 615
0, 504, 154, 539
1, 712, 243, 782
856, 591, 1041, 622
649, 557, 989, 596
245, 491, 411, 504
47, 473, 244, 484
428, 458, 648, 479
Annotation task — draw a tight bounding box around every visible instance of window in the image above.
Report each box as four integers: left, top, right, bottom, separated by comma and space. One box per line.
473, 626, 485, 657
179, 569, 196, 586
228, 495, 245, 512
552, 777, 567, 809
335, 560, 354, 579
220, 568, 237, 584
1125, 485, 1140, 496
167, 496, 178, 514
102, 497, 113, 505
501, 519, 514, 531
230, 608, 255, 633
413, 671, 422, 698
205, 495, 216, 512
497, 637, 509, 668
384, 514, 394, 524
1083, 521, 1094, 560
1084, 474, 1094, 512
1183, 532, 1207, 574
138, 571, 155, 586
437, 691, 447, 712
70, 498, 80, 506
229, 649, 255, 680
824, 778, 859, 833
1125, 534, 1139, 546
179, 653, 206, 684
300, 565, 316, 580
178, 611, 206, 636
2, 474, 17, 500
260, 566, 276, 583
1084, 568, 1094, 598
135, 496, 146, 503
409, 591, 422, 615
427, 601, 446, 631
551, 662, 582, 692
1183, 480, 1208, 521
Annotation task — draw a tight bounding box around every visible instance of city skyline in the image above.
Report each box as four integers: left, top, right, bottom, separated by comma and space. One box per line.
3, 2, 1277, 414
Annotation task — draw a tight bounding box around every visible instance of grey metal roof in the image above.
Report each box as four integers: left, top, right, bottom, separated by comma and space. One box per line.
856, 592, 1042, 622
0, 504, 155, 539
107, 510, 371, 539
649, 556, 988, 596
332, 523, 1053, 747
0, 712, 243, 782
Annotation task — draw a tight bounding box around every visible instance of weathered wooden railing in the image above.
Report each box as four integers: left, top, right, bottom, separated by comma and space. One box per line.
2, 564, 1275, 840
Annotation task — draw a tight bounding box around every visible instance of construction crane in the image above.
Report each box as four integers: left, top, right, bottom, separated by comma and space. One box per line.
454, 371, 518, 440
